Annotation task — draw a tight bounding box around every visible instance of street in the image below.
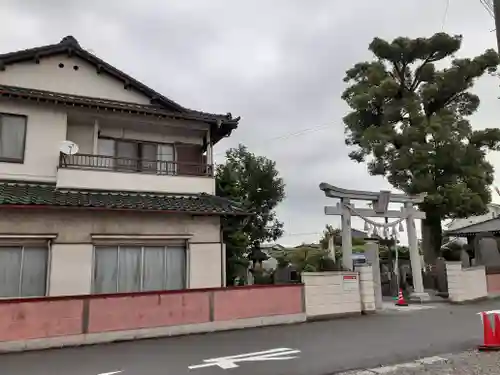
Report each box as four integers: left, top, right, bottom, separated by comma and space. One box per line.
0, 300, 498, 375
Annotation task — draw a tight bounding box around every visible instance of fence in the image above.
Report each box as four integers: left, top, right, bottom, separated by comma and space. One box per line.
0, 284, 305, 351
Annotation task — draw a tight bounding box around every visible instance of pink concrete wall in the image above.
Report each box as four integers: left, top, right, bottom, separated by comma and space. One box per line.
213, 285, 303, 321
0, 285, 304, 342
487, 274, 500, 294
88, 292, 210, 333
0, 299, 83, 342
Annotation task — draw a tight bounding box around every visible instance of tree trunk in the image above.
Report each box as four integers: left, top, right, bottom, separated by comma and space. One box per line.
421, 211, 443, 265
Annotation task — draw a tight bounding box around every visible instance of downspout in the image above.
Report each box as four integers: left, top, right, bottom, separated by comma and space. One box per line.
220, 223, 226, 287
46, 238, 53, 296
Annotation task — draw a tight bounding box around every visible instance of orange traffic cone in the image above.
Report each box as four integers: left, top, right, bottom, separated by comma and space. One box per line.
395, 288, 408, 307
478, 312, 500, 351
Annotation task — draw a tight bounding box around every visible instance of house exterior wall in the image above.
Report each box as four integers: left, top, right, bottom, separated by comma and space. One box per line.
0, 99, 214, 194
56, 169, 216, 194
0, 55, 151, 104
0, 100, 67, 182
0, 209, 223, 295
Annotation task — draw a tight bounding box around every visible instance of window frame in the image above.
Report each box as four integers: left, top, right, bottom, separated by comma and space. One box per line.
0, 113, 28, 164
97, 136, 177, 174
91, 243, 187, 294
0, 244, 49, 299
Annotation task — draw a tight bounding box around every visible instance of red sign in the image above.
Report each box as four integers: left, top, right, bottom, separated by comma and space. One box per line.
343, 275, 357, 281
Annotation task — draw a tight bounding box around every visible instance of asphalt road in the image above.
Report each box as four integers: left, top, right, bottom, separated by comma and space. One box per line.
0, 300, 498, 375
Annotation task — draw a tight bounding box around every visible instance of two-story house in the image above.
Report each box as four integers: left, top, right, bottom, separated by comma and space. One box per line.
0, 36, 246, 298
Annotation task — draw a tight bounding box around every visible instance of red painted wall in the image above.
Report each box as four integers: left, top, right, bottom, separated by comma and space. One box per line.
213, 285, 303, 321
88, 292, 211, 333
0, 285, 304, 342
0, 299, 83, 341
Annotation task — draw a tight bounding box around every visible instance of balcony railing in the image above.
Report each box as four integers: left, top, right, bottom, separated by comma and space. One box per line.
59, 153, 213, 177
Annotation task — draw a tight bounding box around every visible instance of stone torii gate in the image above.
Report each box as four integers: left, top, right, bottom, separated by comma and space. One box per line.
319, 182, 429, 301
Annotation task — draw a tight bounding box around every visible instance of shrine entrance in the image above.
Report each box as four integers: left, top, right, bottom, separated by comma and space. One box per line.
319, 182, 430, 302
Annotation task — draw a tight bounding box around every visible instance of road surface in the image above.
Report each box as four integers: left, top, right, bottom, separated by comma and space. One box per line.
0, 300, 498, 375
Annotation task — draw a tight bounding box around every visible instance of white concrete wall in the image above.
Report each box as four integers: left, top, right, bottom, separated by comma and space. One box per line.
0, 55, 151, 104
0, 100, 67, 182
302, 272, 362, 318
446, 262, 488, 302
189, 243, 223, 288
56, 168, 216, 194
49, 244, 93, 296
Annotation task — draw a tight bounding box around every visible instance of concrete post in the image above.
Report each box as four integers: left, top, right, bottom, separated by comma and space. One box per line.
405, 202, 429, 301
341, 198, 353, 270
364, 240, 383, 310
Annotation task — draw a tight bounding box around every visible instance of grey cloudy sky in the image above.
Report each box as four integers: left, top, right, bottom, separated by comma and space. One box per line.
1, 0, 499, 245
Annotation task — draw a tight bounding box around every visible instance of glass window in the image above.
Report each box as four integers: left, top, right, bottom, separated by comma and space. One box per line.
96, 139, 176, 174
116, 141, 138, 171
0, 114, 27, 162
0, 246, 48, 298
157, 144, 175, 175
93, 245, 186, 294
97, 138, 115, 169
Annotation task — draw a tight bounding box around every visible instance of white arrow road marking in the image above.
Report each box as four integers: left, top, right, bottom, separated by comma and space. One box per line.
188, 347, 301, 370
98, 371, 122, 375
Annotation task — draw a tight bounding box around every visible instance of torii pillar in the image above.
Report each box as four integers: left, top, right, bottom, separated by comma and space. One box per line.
320, 183, 430, 302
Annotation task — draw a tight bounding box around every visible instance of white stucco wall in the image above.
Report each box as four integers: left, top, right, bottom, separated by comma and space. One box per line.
49, 244, 93, 296
0, 100, 66, 182
0, 55, 151, 104
446, 262, 488, 302
56, 168, 216, 194
189, 243, 222, 288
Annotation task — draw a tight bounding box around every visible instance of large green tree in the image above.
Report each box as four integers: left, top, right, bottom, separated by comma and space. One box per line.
341, 32, 500, 263
216, 144, 285, 284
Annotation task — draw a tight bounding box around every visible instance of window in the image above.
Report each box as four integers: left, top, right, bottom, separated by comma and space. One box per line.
93, 245, 186, 294
97, 138, 176, 174
0, 114, 27, 163
0, 246, 48, 298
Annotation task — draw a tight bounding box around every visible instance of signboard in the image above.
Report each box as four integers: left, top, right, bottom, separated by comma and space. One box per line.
342, 274, 358, 291
188, 347, 301, 370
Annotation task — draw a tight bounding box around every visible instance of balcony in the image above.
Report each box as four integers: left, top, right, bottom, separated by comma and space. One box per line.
57, 154, 215, 194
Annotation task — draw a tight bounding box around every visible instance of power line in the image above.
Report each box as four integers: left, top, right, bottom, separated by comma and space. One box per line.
442, 0, 450, 30
213, 123, 331, 157
480, 0, 495, 17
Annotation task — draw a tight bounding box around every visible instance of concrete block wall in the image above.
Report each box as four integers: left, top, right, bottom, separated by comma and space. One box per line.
0, 284, 305, 352
446, 262, 488, 302
302, 272, 362, 318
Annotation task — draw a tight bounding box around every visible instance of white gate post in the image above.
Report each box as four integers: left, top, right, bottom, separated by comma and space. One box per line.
365, 240, 383, 309
341, 198, 353, 270
405, 202, 428, 301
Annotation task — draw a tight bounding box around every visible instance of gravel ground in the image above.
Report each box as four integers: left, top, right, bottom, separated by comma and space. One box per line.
347, 351, 500, 374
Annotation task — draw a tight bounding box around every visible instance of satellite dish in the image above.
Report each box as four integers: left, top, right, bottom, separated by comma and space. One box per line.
59, 140, 79, 155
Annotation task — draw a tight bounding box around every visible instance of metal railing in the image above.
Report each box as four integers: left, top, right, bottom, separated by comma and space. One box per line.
59, 153, 213, 177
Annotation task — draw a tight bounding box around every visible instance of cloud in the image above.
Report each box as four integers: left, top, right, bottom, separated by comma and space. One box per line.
1, 0, 499, 246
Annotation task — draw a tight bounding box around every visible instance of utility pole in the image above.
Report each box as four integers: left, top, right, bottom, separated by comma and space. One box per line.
494, 0, 500, 52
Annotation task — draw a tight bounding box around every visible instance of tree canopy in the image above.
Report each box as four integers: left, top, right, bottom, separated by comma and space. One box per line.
341, 32, 500, 262
216, 144, 285, 284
